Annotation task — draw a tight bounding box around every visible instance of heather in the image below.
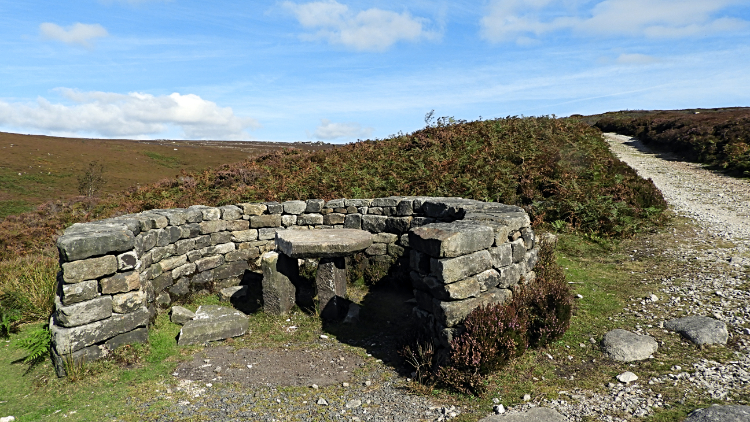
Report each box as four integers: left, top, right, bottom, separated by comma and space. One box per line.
0, 116, 666, 261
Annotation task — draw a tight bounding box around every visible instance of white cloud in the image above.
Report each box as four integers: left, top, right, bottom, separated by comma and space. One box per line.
0, 90, 259, 140
481, 0, 749, 44
311, 119, 373, 140
282, 0, 438, 51
39, 22, 109, 48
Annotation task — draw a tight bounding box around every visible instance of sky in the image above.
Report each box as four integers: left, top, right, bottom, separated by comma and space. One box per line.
1, 0, 749, 143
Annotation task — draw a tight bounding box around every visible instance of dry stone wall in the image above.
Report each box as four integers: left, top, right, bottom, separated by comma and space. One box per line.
52, 196, 537, 375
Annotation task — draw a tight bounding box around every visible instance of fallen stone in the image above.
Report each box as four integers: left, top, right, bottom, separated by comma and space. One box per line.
219, 285, 248, 301
683, 405, 750, 422
177, 305, 249, 346
171, 306, 196, 325
664, 315, 729, 345
601, 329, 658, 362
617, 371, 638, 383
479, 407, 566, 422
0, 416, 16, 422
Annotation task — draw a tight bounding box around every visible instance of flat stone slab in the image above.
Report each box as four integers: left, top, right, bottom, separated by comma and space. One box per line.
275, 229, 372, 258
177, 305, 249, 346
409, 221, 494, 258
664, 316, 728, 345
601, 329, 658, 362
684, 405, 750, 422
170, 305, 196, 325
479, 407, 567, 422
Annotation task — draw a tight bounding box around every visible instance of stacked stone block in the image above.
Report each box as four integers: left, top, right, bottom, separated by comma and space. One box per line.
52, 196, 536, 375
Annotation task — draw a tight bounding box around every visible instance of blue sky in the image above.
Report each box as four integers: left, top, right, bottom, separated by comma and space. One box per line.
1, 0, 749, 143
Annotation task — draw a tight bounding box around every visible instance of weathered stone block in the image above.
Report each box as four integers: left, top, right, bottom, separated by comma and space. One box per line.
250, 214, 282, 228
410, 250, 431, 274
396, 199, 414, 216
433, 288, 512, 327
324, 213, 346, 225
195, 255, 224, 272
297, 213, 323, 226
137, 213, 169, 230
225, 249, 252, 262
265, 202, 283, 214
220, 205, 242, 220
177, 305, 249, 346
57, 229, 135, 262
155, 291, 171, 308
282, 200, 307, 215
214, 261, 248, 280
152, 272, 173, 293
105, 327, 148, 350
373, 233, 398, 244
239, 203, 266, 216
430, 250, 493, 284
194, 235, 211, 249
430, 276, 481, 301
410, 222, 494, 258
51, 306, 149, 354
231, 229, 258, 242
159, 254, 187, 272
511, 238, 526, 263
201, 207, 221, 221
471, 269, 503, 291
262, 252, 297, 315
210, 231, 232, 245
100, 270, 140, 294
191, 269, 213, 286
388, 243, 405, 258
169, 277, 190, 298
525, 247, 539, 270
365, 243, 387, 256
141, 230, 157, 252
372, 197, 400, 207
172, 262, 196, 279
202, 242, 234, 255
185, 206, 204, 223
385, 217, 411, 233
498, 263, 522, 288
344, 213, 362, 229
362, 215, 387, 232
259, 227, 283, 240
171, 306, 195, 325
174, 238, 196, 255
225, 220, 249, 231
489, 243, 513, 268
117, 251, 138, 271
281, 214, 298, 227
61, 279, 98, 305
62, 255, 118, 283
56, 296, 113, 327
200, 220, 226, 234
112, 290, 147, 314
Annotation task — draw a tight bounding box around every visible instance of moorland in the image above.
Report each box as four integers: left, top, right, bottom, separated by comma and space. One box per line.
0, 109, 748, 421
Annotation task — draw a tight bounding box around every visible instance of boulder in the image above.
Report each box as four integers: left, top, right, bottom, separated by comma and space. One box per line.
664, 316, 729, 345
177, 305, 249, 346
683, 405, 750, 422
601, 329, 658, 362
479, 407, 566, 422
170, 306, 196, 325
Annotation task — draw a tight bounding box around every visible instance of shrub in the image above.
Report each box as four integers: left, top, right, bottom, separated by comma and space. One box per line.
422, 235, 572, 396
77, 161, 106, 197
0, 305, 20, 338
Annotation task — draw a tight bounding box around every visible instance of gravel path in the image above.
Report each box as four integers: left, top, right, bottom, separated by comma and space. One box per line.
503, 133, 750, 421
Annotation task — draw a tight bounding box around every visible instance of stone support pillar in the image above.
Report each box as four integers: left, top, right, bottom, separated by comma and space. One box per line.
316, 257, 347, 319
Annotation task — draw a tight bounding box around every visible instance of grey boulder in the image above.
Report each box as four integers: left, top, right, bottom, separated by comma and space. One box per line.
170, 306, 196, 325
665, 316, 729, 345
177, 305, 248, 346
601, 329, 658, 362
683, 405, 750, 422
479, 407, 567, 421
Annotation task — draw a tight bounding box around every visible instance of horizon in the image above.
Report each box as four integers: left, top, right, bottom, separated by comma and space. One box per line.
1, 1, 749, 144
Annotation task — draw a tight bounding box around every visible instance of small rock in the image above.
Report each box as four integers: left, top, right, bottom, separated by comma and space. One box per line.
170, 306, 195, 325
649, 294, 659, 302
575, 294, 583, 299
346, 399, 362, 408
0, 417, 16, 422
320, 334, 329, 339
364, 380, 372, 386
317, 398, 328, 406
493, 404, 505, 414
617, 371, 638, 383
342, 382, 350, 387
311, 384, 319, 389
523, 393, 531, 401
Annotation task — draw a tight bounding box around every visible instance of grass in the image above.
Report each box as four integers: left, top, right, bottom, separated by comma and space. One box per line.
0, 248, 58, 324
0, 200, 33, 219
144, 151, 181, 168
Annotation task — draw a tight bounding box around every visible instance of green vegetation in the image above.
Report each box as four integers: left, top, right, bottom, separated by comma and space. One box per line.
76, 161, 106, 197
143, 151, 181, 168
592, 107, 750, 176
0, 199, 33, 219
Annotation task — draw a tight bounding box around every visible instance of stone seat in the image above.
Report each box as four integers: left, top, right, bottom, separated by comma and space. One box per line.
263, 229, 373, 319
